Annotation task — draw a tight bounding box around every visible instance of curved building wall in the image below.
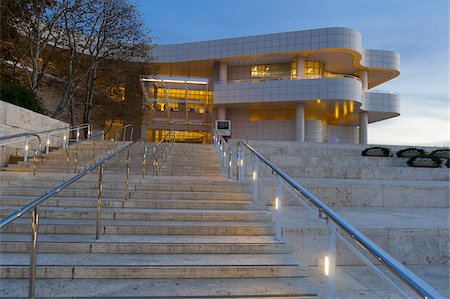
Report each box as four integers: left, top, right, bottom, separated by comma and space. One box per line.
214, 77, 362, 104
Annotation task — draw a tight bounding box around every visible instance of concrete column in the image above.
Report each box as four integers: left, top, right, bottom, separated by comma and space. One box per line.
296, 103, 305, 142
218, 107, 226, 120
360, 69, 368, 91
359, 111, 368, 144
359, 69, 368, 144
296, 56, 305, 79
219, 62, 228, 83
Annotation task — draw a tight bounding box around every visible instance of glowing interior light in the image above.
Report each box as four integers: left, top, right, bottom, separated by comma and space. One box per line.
316, 99, 321, 104
307, 68, 313, 73
343, 102, 348, 115
324, 256, 330, 276
275, 197, 279, 210
334, 104, 339, 119
252, 171, 257, 181
350, 101, 354, 113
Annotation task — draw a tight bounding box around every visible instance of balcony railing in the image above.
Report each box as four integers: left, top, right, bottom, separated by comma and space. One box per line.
221, 74, 361, 84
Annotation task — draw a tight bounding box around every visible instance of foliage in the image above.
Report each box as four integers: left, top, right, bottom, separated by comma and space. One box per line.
0, 81, 45, 114
407, 155, 443, 168
397, 147, 426, 158
361, 146, 393, 157
430, 148, 450, 159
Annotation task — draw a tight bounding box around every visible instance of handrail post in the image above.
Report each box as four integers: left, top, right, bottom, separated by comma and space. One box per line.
130, 127, 134, 141
124, 147, 130, 200
152, 145, 157, 176
92, 140, 96, 162
236, 150, 241, 181
222, 146, 227, 168
325, 220, 337, 299
74, 144, 78, 173
252, 159, 258, 202
45, 132, 50, 155
142, 143, 148, 178
76, 126, 80, 142
24, 136, 29, 162
274, 176, 282, 241
96, 165, 103, 239
227, 148, 232, 178
28, 206, 39, 299
63, 131, 68, 148
65, 148, 70, 174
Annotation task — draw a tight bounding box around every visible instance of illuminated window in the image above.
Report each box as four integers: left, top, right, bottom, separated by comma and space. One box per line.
104, 84, 125, 102
251, 64, 291, 80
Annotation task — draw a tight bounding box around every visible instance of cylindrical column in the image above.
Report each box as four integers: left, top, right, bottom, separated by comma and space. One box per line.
296, 103, 305, 142
29, 207, 39, 299
296, 56, 305, 79
359, 111, 368, 145
218, 107, 226, 120
219, 61, 228, 83
360, 69, 368, 91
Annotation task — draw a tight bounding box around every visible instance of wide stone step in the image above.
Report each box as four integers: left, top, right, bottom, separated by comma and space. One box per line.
1, 218, 274, 235
0, 207, 271, 222
0, 187, 250, 200
0, 277, 318, 298
0, 234, 288, 254
0, 180, 249, 193
0, 252, 307, 279
0, 196, 256, 210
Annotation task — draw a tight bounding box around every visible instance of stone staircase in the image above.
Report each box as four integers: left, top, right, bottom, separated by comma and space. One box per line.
0, 142, 318, 297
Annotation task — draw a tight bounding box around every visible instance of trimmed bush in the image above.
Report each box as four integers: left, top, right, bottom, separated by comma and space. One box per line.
397, 147, 426, 158
430, 148, 450, 159
407, 155, 443, 168
0, 81, 45, 114
362, 146, 393, 157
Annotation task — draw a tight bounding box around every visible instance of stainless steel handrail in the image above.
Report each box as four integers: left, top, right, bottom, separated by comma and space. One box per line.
150, 129, 175, 176
0, 138, 137, 299
236, 140, 443, 299
221, 73, 361, 84
213, 129, 232, 178
0, 124, 92, 161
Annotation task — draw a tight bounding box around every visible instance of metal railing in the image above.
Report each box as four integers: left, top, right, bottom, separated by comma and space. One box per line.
142, 130, 176, 177
0, 135, 137, 299
213, 130, 232, 178
222, 73, 361, 84
212, 131, 443, 299
0, 124, 92, 162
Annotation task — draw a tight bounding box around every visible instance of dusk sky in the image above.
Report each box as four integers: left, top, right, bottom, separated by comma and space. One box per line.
139, 0, 449, 146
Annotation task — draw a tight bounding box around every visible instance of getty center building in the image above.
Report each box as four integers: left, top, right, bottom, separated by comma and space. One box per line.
140, 27, 400, 144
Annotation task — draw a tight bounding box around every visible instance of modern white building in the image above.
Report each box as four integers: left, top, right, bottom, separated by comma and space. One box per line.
142, 27, 400, 144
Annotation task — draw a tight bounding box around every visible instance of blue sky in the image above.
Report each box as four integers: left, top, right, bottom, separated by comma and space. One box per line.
139, 0, 449, 146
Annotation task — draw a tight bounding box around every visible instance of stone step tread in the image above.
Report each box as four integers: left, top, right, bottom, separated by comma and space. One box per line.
0, 253, 300, 267
0, 234, 282, 244
0, 195, 253, 204
296, 177, 450, 186
0, 186, 251, 195
0, 277, 318, 298
0, 206, 268, 215
1, 218, 273, 227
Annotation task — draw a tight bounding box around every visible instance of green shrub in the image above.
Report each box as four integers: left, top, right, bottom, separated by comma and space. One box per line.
0, 81, 45, 114
397, 147, 426, 158
362, 146, 393, 157
430, 148, 450, 159
407, 155, 443, 168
